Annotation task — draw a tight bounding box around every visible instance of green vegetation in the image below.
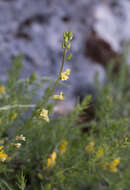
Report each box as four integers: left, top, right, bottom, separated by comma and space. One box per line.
0, 32, 129, 190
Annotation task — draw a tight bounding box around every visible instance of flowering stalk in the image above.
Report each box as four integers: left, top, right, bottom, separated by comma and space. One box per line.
39, 46, 67, 106
25, 31, 73, 123
42, 31, 73, 104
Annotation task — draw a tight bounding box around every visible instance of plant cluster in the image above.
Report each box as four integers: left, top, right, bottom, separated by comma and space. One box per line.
0, 32, 130, 190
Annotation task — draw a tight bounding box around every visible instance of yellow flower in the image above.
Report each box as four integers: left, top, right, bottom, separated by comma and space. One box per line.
40, 108, 50, 122
53, 92, 64, 101
96, 148, 104, 158
61, 72, 69, 81
58, 139, 68, 154
51, 152, 57, 161
14, 143, 21, 148
16, 134, 26, 141
85, 141, 95, 153
101, 158, 120, 173
11, 113, 17, 120
0, 150, 8, 162
60, 69, 71, 81
65, 69, 71, 75
110, 157, 120, 167
0, 145, 4, 150
0, 85, 5, 94
47, 152, 57, 168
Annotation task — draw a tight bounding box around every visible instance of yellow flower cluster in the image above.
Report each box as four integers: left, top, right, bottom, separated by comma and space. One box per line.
53, 91, 64, 101
9, 135, 26, 149
58, 139, 68, 154
0, 146, 8, 162
40, 108, 50, 122
109, 157, 120, 172
60, 69, 71, 81
102, 157, 120, 173
47, 152, 57, 168
85, 141, 95, 153
46, 140, 68, 169
0, 85, 5, 94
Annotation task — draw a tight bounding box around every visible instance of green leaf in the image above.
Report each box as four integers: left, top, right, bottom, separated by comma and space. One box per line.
63, 31, 68, 38
0, 180, 13, 190
67, 42, 71, 50
68, 31, 73, 40
44, 184, 52, 190
64, 36, 68, 43
81, 95, 92, 110
62, 42, 66, 49
67, 53, 72, 60
8, 54, 23, 88
29, 72, 37, 84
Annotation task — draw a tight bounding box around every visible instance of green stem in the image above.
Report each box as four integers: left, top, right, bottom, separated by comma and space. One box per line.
0, 104, 36, 111
38, 47, 67, 106
51, 47, 67, 95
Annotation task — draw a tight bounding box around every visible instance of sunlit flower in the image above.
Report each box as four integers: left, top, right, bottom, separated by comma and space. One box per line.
0, 85, 6, 94
60, 69, 71, 81
85, 141, 95, 153
110, 157, 120, 167
14, 143, 21, 148
51, 152, 57, 161
108, 157, 120, 173
0, 150, 8, 162
47, 152, 57, 168
53, 92, 64, 101
40, 108, 50, 122
102, 158, 120, 173
58, 139, 68, 154
61, 72, 69, 81
16, 134, 26, 141
65, 69, 71, 75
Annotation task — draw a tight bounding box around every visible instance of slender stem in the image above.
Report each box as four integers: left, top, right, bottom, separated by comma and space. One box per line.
38, 47, 67, 106
51, 47, 67, 95
0, 104, 36, 111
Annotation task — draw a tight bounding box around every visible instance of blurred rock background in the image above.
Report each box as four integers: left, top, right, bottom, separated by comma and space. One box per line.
0, 0, 130, 102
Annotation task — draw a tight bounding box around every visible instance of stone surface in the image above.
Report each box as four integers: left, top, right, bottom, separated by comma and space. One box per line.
0, 0, 130, 101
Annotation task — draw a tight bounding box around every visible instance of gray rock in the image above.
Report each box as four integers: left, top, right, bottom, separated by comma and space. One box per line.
0, 0, 130, 100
